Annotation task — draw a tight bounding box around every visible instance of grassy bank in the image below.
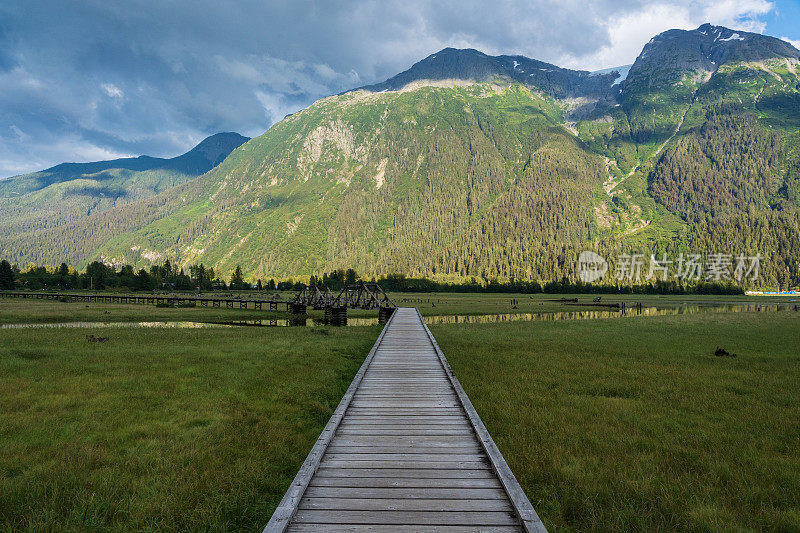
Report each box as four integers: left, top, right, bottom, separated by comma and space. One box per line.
3, 291, 789, 323
0, 299, 288, 324
0, 325, 378, 530
432, 311, 800, 531
349, 291, 790, 318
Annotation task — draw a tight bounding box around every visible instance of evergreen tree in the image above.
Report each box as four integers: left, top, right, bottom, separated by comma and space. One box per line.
134, 269, 153, 291
0, 260, 14, 289
230, 265, 245, 290
57, 262, 69, 288
85, 261, 108, 290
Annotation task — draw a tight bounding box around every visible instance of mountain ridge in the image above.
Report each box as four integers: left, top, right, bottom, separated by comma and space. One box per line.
623, 23, 798, 93
0, 132, 250, 252
2, 24, 799, 288
358, 27, 798, 100
355, 47, 623, 119
0, 132, 250, 195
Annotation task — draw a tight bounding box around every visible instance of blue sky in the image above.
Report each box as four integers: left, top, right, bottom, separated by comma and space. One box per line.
0, 0, 798, 177
765, 0, 800, 46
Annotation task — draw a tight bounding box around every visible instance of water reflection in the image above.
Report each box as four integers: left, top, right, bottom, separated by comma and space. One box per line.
423, 303, 796, 325
0, 317, 381, 329
0, 321, 233, 329
0, 303, 795, 329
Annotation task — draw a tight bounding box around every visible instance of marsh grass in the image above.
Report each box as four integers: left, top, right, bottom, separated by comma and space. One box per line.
3, 296, 798, 531
433, 311, 800, 531
0, 325, 378, 531
0, 299, 286, 325
2, 291, 784, 324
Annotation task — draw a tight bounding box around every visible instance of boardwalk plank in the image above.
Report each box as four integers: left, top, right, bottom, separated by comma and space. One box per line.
324, 455, 485, 463
308, 477, 502, 489
313, 468, 496, 479
302, 487, 508, 499
291, 510, 519, 526
335, 429, 476, 436
298, 498, 512, 512
287, 526, 521, 533
319, 459, 490, 470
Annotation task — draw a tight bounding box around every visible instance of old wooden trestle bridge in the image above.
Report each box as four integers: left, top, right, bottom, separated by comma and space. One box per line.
0, 282, 396, 325
291, 283, 396, 324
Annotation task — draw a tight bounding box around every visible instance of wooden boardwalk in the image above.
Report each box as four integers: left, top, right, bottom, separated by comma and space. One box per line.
265, 307, 546, 532
0, 290, 293, 311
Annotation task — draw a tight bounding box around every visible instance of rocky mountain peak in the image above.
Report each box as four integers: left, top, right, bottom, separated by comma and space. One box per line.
623, 23, 799, 91
185, 132, 250, 166
356, 47, 620, 102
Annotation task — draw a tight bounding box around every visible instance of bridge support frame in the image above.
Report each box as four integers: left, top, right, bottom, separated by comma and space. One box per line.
324, 306, 347, 326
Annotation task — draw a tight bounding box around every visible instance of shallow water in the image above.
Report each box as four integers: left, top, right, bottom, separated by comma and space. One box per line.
1, 303, 795, 329
0, 318, 381, 329
0, 321, 234, 329
421, 303, 797, 325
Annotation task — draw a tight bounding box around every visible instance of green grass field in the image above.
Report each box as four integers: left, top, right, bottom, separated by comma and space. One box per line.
2, 297, 798, 531
433, 311, 800, 531
0, 324, 378, 531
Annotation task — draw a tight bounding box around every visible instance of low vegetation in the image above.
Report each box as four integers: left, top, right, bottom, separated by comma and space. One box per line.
0, 324, 378, 530
434, 311, 800, 531
2, 297, 798, 530
0, 299, 290, 325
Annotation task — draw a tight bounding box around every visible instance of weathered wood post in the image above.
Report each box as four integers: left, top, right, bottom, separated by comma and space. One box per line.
323, 306, 347, 325
378, 306, 395, 325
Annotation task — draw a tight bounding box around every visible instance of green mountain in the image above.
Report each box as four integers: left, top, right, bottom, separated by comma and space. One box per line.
582, 24, 800, 288
3, 25, 799, 288
0, 132, 249, 251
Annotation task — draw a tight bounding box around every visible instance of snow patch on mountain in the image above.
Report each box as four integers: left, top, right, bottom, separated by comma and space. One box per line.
720, 33, 744, 42
590, 64, 632, 86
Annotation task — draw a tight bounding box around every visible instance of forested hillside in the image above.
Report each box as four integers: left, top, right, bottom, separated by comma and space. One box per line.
95, 84, 605, 279
2, 25, 799, 288
650, 105, 785, 223
0, 132, 248, 250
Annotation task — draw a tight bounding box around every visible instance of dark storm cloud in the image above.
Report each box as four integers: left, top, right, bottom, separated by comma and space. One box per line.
0, 0, 779, 177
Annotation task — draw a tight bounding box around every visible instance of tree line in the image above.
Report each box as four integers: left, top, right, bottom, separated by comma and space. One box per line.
0, 260, 743, 295
0, 260, 254, 292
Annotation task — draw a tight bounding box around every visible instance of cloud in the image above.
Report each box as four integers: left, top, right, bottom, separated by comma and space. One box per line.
9, 125, 29, 142
700, 0, 774, 32
782, 36, 800, 49
101, 83, 124, 98
0, 0, 784, 177
559, 0, 775, 69
0, 129, 133, 175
